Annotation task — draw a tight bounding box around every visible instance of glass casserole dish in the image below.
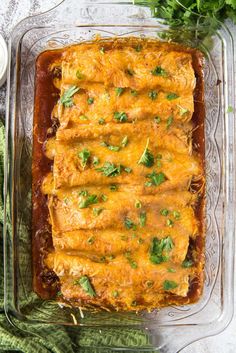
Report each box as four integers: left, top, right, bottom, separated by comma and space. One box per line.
3, 1, 235, 352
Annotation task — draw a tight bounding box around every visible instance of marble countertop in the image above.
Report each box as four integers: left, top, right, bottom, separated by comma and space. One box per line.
0, 1, 235, 352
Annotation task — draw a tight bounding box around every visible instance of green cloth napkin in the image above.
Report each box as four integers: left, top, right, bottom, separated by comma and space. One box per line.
0, 119, 157, 353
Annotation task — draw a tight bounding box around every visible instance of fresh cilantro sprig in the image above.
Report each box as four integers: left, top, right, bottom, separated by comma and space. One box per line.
74, 276, 96, 297
60, 85, 80, 107
134, 0, 236, 41
138, 138, 155, 167
149, 236, 174, 264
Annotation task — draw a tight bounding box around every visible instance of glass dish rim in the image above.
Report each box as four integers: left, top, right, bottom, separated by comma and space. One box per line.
3, 1, 235, 339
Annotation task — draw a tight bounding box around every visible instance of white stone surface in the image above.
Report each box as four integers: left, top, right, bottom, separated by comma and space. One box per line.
0, 1, 235, 352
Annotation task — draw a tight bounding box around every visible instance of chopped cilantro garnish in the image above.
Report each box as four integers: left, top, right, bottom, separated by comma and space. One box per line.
124, 218, 136, 230
98, 118, 105, 125
138, 238, 144, 244
125, 251, 138, 269
149, 236, 174, 264
74, 276, 96, 297
182, 259, 194, 268
146, 280, 154, 288
154, 116, 161, 124
114, 111, 128, 123
166, 115, 173, 129
115, 87, 125, 96
145, 171, 166, 187
125, 68, 134, 76
96, 162, 122, 177
148, 90, 158, 100
166, 93, 179, 100
138, 138, 154, 167
135, 200, 142, 209
163, 280, 178, 291
79, 190, 88, 197
87, 236, 95, 244
167, 268, 176, 273
139, 211, 146, 227
121, 136, 128, 147
151, 66, 168, 77
101, 194, 108, 202
110, 184, 118, 191
100, 141, 120, 152
76, 70, 85, 80
131, 89, 138, 96
135, 44, 142, 52
100, 47, 105, 54
78, 148, 90, 168
60, 85, 80, 107
92, 156, 100, 166
173, 210, 181, 219
178, 105, 189, 116
166, 219, 174, 227
124, 167, 132, 173
63, 197, 69, 205
160, 208, 169, 216
79, 194, 98, 209
112, 290, 119, 298
87, 97, 94, 105
79, 115, 88, 120
93, 207, 103, 216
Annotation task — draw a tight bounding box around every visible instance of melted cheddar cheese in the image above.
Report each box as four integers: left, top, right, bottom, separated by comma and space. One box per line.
41, 38, 205, 311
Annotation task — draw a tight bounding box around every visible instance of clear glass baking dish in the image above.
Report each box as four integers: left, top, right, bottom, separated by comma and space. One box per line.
3, 0, 235, 352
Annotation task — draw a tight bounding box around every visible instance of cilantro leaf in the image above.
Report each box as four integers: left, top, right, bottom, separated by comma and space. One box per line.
78, 148, 90, 168
163, 280, 178, 291
87, 97, 94, 105
182, 259, 194, 268
149, 236, 174, 264
96, 162, 122, 177
60, 86, 80, 107
76, 70, 85, 80
121, 136, 128, 147
139, 211, 146, 227
145, 171, 166, 187
124, 218, 136, 230
74, 276, 96, 297
166, 93, 179, 100
151, 66, 168, 77
138, 138, 155, 167
115, 87, 125, 96
79, 194, 98, 209
148, 90, 158, 100
166, 115, 173, 129
114, 111, 128, 123
100, 141, 120, 152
